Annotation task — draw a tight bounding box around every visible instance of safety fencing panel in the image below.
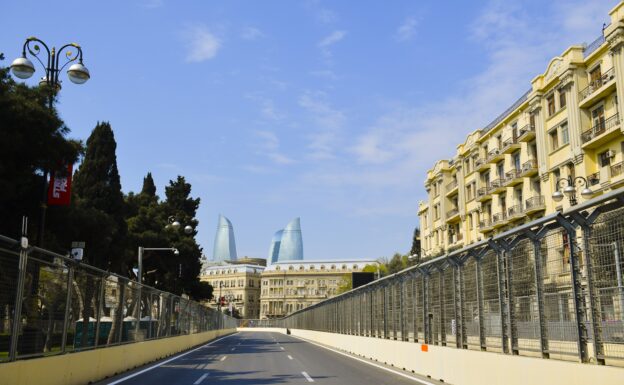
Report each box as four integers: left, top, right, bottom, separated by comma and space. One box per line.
0, 234, 237, 362
250, 190, 624, 367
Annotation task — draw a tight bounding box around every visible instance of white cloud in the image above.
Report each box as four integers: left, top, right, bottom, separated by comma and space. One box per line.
254, 130, 295, 165
245, 92, 285, 121
141, 0, 164, 9
241, 26, 264, 41
396, 17, 419, 41
318, 30, 347, 57
299, 91, 346, 160
182, 25, 221, 63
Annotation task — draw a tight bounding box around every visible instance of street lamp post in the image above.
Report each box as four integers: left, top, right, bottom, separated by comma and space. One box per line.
10, 37, 90, 248
552, 176, 594, 206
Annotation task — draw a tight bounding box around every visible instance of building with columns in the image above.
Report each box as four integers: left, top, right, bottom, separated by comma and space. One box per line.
419, 2, 624, 259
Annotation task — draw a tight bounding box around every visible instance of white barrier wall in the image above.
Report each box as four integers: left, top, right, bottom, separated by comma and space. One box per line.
279, 329, 623, 385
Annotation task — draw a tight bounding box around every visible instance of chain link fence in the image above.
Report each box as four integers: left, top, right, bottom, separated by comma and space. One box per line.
0, 235, 236, 362
249, 190, 624, 367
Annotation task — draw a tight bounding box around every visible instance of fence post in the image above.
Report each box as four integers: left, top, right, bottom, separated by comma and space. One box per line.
490, 239, 510, 354
9, 241, 29, 361
556, 215, 589, 363
438, 269, 446, 346
383, 285, 388, 339
117, 282, 126, 344
94, 276, 105, 347
451, 260, 462, 348
412, 273, 419, 342
422, 271, 431, 344
400, 279, 405, 341
60, 264, 74, 353
571, 212, 606, 365
475, 256, 486, 351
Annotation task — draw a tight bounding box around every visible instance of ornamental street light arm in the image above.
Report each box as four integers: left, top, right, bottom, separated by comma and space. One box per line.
552, 176, 593, 206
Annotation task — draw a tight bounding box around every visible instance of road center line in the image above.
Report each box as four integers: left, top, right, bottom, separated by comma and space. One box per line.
220, 356, 227, 361
302, 371, 314, 382
280, 346, 285, 350
105, 333, 237, 385
193, 373, 209, 385
287, 355, 293, 360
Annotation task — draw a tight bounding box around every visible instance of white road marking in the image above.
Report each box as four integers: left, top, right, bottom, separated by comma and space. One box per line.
302, 371, 314, 382
231, 347, 235, 351
193, 373, 209, 384
288, 334, 437, 385
106, 333, 238, 385
287, 354, 293, 360
220, 356, 227, 361
280, 346, 285, 350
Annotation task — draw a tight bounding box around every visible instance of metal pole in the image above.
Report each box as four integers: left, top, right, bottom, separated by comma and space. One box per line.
137, 247, 143, 284
439, 270, 446, 346
60, 265, 74, 353
9, 233, 29, 361
475, 258, 486, 351
531, 238, 549, 358
94, 276, 105, 347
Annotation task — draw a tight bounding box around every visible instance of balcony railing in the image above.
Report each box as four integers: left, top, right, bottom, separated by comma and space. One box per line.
581, 113, 620, 143
579, 67, 615, 100
446, 180, 458, 191
508, 204, 523, 219
492, 212, 507, 226
520, 158, 538, 176
488, 178, 506, 193
611, 161, 624, 178
487, 148, 503, 163
525, 196, 545, 211
502, 136, 520, 153
475, 157, 488, 170
504, 169, 522, 185
446, 208, 459, 218
517, 124, 535, 142
479, 219, 492, 230
588, 172, 600, 186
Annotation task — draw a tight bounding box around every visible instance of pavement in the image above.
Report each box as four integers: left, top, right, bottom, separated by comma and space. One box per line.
96, 331, 443, 385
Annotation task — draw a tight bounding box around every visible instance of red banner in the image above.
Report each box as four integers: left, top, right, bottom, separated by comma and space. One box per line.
47, 164, 73, 206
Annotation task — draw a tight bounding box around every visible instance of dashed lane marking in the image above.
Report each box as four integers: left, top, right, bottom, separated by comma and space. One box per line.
193, 373, 209, 384
302, 371, 314, 382
287, 355, 293, 360
220, 356, 227, 362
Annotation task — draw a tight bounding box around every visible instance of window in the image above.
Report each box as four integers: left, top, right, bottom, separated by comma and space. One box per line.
559, 88, 566, 109
513, 151, 521, 171
560, 123, 569, 145
599, 151, 611, 167
466, 184, 473, 201
590, 66, 602, 85
497, 162, 504, 178
550, 129, 559, 151
547, 94, 556, 116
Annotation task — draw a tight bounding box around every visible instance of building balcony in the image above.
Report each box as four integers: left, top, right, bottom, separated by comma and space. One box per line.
446, 208, 460, 222
504, 169, 523, 187
581, 113, 621, 149
587, 172, 600, 187
502, 137, 521, 154
445, 180, 459, 196
579, 67, 616, 106
520, 159, 538, 177
475, 157, 490, 172
478, 218, 494, 233
517, 124, 536, 142
488, 178, 507, 194
611, 161, 624, 178
525, 196, 546, 214
487, 148, 504, 163
491, 212, 508, 228
476, 187, 492, 202
507, 204, 524, 221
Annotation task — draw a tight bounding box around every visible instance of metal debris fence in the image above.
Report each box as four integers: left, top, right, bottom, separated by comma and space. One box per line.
0, 234, 236, 362
250, 189, 624, 367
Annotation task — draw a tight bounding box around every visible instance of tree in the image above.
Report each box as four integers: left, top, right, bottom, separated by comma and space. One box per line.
409, 227, 421, 263
71, 122, 128, 271
336, 273, 353, 294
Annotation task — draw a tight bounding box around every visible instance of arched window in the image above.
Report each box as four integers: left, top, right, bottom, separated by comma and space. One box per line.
320, 265, 326, 270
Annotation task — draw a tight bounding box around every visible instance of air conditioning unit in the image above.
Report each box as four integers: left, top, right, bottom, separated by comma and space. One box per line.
606, 150, 616, 158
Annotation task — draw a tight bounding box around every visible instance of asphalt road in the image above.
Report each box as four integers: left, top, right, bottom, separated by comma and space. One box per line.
97, 331, 441, 385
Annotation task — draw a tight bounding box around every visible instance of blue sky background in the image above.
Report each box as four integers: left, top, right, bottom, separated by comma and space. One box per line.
1, 0, 617, 261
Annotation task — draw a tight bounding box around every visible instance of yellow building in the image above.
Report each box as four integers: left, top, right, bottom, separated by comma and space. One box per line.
201, 264, 264, 319
259, 260, 376, 319
419, 2, 624, 260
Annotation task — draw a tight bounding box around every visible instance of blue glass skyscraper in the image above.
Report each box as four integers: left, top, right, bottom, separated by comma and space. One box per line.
212, 214, 237, 262
268, 218, 303, 263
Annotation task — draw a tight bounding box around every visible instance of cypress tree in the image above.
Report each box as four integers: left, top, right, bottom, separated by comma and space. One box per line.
141, 172, 157, 197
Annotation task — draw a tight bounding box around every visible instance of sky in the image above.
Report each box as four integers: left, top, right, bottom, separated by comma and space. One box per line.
1, 0, 617, 261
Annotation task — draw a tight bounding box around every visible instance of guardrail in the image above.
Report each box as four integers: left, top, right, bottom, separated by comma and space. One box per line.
0, 234, 236, 362
254, 188, 624, 367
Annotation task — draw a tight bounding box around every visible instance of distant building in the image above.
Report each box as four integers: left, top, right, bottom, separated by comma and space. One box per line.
201, 264, 265, 319
269, 218, 303, 263
212, 215, 237, 262
229, 257, 267, 267
259, 260, 376, 319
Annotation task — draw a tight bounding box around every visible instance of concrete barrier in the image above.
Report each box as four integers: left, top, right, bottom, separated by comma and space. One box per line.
0, 329, 235, 385
250, 328, 623, 385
